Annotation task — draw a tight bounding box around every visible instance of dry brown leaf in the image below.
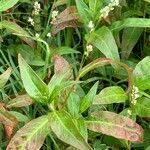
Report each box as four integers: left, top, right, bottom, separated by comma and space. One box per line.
51, 6, 81, 35
0, 103, 18, 139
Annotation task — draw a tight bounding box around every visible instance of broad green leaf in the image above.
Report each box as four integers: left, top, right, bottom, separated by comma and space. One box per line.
0, 67, 12, 89
132, 56, 150, 90
0, 0, 19, 12
18, 54, 49, 104
86, 26, 120, 62
110, 18, 150, 32
9, 111, 29, 122
0, 20, 34, 47
49, 110, 92, 150
121, 28, 143, 59
6, 94, 33, 108
67, 92, 80, 118
93, 86, 128, 105
134, 97, 150, 117
80, 82, 98, 113
7, 115, 49, 150
79, 58, 111, 78
86, 111, 143, 143
75, 0, 90, 27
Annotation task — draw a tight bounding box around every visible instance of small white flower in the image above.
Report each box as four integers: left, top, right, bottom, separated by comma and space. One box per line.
35, 33, 40, 38
47, 32, 51, 38
86, 44, 93, 52
127, 109, 132, 116
28, 17, 34, 26
33, 1, 41, 15
88, 21, 94, 31
52, 10, 59, 20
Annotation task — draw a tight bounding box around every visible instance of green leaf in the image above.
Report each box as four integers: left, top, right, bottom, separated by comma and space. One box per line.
75, 0, 90, 27
86, 111, 143, 143
110, 18, 150, 32
9, 111, 29, 122
49, 110, 92, 150
67, 92, 80, 118
132, 56, 150, 90
0, 20, 35, 47
121, 28, 143, 59
6, 94, 33, 108
7, 115, 49, 150
80, 82, 98, 113
18, 54, 49, 104
86, 26, 120, 62
74, 119, 88, 141
0, 67, 12, 89
93, 86, 128, 105
0, 0, 19, 12
134, 97, 150, 117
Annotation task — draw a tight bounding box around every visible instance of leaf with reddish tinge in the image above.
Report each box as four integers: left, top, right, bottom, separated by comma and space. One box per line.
6, 94, 33, 108
0, 67, 12, 89
7, 115, 49, 150
0, 103, 18, 139
51, 6, 81, 35
53, 55, 71, 74
86, 111, 143, 143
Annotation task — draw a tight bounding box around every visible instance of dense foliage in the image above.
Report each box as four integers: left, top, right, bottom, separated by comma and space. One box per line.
0, 0, 150, 149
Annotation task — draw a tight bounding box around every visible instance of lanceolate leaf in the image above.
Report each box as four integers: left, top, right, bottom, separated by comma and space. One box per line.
0, 0, 19, 12
67, 92, 80, 118
18, 54, 49, 104
80, 82, 98, 113
86, 111, 143, 143
48, 110, 92, 150
134, 97, 150, 117
75, 0, 90, 27
7, 115, 49, 150
0, 67, 12, 89
85, 26, 120, 62
110, 18, 150, 32
0, 20, 35, 47
121, 28, 143, 59
93, 86, 128, 105
6, 94, 33, 108
132, 56, 150, 90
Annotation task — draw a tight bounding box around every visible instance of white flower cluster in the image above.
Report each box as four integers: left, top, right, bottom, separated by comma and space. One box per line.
88, 21, 94, 32
51, 10, 59, 21
28, 17, 34, 26
85, 44, 93, 56
131, 86, 140, 105
100, 0, 119, 19
33, 1, 41, 15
